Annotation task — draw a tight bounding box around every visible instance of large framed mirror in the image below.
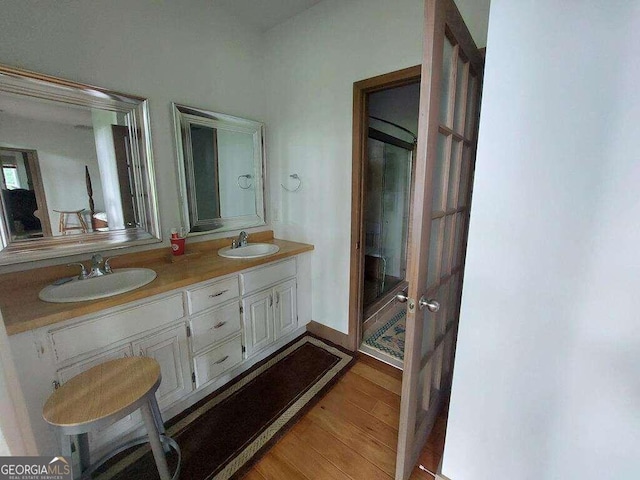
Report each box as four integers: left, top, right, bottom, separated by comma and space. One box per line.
172, 104, 265, 235
0, 64, 161, 265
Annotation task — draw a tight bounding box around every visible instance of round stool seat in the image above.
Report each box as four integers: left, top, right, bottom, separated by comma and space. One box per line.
43, 357, 160, 431
43, 357, 179, 480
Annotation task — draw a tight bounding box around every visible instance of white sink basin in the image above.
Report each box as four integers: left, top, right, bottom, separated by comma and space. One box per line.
218, 243, 280, 259
39, 268, 157, 303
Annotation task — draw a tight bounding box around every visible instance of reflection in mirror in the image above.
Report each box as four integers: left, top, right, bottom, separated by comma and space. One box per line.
0, 65, 160, 265
173, 104, 265, 235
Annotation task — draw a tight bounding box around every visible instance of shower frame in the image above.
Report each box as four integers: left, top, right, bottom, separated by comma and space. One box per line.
363, 127, 415, 315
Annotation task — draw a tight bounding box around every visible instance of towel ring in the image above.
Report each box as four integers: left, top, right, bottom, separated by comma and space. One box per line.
281, 174, 302, 192
237, 174, 252, 189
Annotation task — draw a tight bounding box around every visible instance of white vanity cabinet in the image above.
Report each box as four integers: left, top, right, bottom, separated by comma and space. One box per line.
241, 259, 298, 357
8, 251, 312, 458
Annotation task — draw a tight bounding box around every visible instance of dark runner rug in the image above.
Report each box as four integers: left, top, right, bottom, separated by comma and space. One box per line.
96, 334, 354, 480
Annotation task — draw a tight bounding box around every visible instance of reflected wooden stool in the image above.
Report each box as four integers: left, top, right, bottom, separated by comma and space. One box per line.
43, 357, 180, 480
54, 209, 88, 235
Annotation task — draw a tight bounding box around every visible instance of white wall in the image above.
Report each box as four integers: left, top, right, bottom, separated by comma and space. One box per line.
264, 0, 424, 333
0, 0, 266, 270
442, 1, 640, 479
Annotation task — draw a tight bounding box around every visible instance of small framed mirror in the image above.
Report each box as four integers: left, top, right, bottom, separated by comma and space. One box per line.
172, 104, 265, 235
0, 64, 161, 265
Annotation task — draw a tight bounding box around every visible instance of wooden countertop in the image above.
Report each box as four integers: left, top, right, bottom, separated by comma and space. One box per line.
0, 231, 313, 336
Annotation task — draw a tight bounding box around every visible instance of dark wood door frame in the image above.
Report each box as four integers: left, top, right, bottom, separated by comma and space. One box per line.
348, 65, 422, 351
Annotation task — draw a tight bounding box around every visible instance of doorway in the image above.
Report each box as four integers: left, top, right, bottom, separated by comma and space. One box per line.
349, 66, 421, 367
0, 147, 52, 240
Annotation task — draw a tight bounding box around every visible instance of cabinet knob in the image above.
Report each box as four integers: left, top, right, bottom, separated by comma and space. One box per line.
213, 321, 226, 329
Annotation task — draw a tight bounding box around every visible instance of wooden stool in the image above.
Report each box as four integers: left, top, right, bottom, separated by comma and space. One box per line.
43, 357, 180, 480
54, 209, 88, 235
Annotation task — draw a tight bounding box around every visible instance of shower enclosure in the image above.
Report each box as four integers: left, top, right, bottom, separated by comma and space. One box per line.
363, 127, 414, 310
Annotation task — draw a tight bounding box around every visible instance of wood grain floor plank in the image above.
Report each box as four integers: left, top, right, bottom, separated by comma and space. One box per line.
341, 371, 401, 410
318, 388, 399, 450
307, 402, 397, 476
295, 416, 392, 480
242, 358, 448, 480
371, 400, 400, 429
357, 353, 403, 380
330, 379, 379, 412
255, 451, 309, 480
272, 431, 351, 480
350, 362, 403, 395
241, 468, 268, 480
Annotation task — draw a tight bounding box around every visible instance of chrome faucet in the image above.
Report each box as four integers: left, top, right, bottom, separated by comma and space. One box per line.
237, 231, 249, 248
90, 254, 109, 277
67, 254, 113, 280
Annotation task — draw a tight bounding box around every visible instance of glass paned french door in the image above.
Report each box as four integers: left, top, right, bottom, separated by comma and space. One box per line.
396, 1, 483, 478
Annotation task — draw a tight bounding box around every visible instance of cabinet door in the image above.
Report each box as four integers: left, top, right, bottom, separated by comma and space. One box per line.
274, 279, 297, 339
133, 323, 193, 410
242, 289, 274, 358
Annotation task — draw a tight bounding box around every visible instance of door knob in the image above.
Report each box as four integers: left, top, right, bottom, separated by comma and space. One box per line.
396, 293, 409, 303
419, 297, 440, 312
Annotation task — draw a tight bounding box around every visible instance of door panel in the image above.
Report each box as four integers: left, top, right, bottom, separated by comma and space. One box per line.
274, 279, 297, 339
242, 289, 274, 357
396, 0, 483, 478
133, 323, 193, 410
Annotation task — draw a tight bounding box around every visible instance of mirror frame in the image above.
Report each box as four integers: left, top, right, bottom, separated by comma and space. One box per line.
172, 103, 266, 235
0, 64, 161, 265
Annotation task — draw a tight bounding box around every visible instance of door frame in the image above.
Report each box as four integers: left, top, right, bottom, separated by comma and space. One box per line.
348, 65, 422, 351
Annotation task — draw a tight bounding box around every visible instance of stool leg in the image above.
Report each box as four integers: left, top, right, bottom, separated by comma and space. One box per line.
77, 433, 90, 475
150, 393, 166, 435
58, 432, 78, 479
76, 213, 88, 234
141, 398, 171, 480
149, 393, 171, 453
58, 213, 65, 235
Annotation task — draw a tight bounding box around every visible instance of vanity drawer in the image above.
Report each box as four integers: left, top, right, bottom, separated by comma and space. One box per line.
50, 293, 184, 363
193, 335, 243, 388
189, 301, 241, 353
187, 276, 239, 315
240, 258, 296, 296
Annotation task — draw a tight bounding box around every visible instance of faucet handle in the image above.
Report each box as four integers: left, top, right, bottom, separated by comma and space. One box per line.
104, 257, 115, 273
67, 262, 89, 280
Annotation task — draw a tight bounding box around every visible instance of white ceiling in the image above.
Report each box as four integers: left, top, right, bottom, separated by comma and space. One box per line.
213, 0, 324, 32
214, 0, 490, 47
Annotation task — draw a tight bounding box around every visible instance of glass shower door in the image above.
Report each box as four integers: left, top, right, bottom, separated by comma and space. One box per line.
364, 133, 413, 309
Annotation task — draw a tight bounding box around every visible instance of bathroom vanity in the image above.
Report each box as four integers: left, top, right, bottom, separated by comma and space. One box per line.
1, 232, 313, 457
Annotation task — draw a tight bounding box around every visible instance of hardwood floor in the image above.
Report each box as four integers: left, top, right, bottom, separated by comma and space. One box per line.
242, 355, 447, 480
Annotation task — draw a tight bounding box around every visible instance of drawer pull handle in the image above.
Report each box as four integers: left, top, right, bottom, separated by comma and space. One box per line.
214, 355, 229, 365
209, 289, 229, 298
213, 321, 226, 329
